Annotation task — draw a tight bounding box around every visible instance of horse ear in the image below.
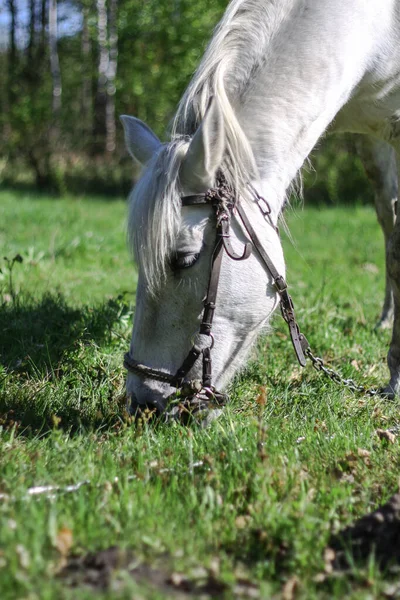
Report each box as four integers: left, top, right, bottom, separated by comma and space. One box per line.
180, 97, 225, 192
120, 115, 161, 165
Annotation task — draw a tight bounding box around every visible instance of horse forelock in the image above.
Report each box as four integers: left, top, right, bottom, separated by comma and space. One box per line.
128, 138, 189, 291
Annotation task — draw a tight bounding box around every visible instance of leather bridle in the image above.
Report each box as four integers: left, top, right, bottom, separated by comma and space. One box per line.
123, 176, 309, 406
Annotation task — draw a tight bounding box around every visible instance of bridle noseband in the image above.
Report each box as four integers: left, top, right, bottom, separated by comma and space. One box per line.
123, 176, 309, 407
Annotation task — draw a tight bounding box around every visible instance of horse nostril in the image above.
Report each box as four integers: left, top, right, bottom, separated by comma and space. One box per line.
127, 388, 166, 417
127, 392, 138, 415
127, 392, 150, 417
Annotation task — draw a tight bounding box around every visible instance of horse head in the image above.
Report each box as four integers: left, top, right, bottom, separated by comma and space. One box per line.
121, 99, 284, 417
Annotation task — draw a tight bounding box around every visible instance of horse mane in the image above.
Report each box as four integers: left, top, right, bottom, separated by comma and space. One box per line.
128, 138, 189, 291
130, 0, 291, 289
172, 0, 292, 188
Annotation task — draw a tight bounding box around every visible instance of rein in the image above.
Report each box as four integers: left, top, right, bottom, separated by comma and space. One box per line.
123, 176, 310, 406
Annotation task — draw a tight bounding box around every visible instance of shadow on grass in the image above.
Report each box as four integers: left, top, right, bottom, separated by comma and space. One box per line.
328, 493, 400, 571
0, 293, 130, 376
220, 525, 293, 575
0, 293, 133, 434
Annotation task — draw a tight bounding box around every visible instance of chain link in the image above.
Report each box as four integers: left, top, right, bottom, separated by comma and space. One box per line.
305, 347, 381, 397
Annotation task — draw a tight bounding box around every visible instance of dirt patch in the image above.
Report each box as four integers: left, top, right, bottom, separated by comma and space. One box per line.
327, 493, 400, 571
60, 546, 230, 597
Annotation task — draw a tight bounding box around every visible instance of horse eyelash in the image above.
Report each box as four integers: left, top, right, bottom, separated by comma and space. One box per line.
170, 252, 200, 271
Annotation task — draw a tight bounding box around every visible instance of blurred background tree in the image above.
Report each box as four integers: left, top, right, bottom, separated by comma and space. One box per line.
0, 0, 373, 202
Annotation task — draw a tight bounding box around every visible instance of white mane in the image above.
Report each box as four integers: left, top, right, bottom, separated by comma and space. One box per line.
172, 0, 293, 184
128, 138, 189, 289
129, 0, 292, 288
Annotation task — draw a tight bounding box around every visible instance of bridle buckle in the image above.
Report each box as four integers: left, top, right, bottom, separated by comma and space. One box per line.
274, 275, 288, 293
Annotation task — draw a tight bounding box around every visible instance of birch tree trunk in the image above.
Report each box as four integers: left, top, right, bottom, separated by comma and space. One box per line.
81, 4, 92, 142
105, 0, 118, 152
49, 0, 62, 126
25, 0, 40, 106
28, 0, 37, 64
93, 0, 108, 152
39, 0, 47, 57
7, 0, 17, 107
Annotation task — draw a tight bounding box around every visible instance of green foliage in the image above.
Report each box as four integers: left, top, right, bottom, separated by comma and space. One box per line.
0, 0, 373, 202
118, 0, 227, 133
305, 136, 373, 206
1, 0, 228, 192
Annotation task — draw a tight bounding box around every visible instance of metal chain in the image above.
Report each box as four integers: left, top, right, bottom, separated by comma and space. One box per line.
305, 347, 381, 397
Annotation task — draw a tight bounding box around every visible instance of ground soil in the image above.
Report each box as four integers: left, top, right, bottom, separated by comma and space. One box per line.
328, 493, 400, 570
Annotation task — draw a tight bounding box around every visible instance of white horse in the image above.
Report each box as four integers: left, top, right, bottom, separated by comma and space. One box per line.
121, 0, 400, 414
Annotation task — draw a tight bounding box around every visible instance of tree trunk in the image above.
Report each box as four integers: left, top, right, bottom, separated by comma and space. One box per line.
49, 0, 62, 126
81, 4, 92, 142
105, 0, 118, 153
7, 0, 17, 107
92, 0, 108, 153
28, 0, 37, 64
25, 0, 39, 105
39, 0, 47, 57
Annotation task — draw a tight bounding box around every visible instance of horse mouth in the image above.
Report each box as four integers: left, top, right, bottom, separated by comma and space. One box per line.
128, 388, 228, 426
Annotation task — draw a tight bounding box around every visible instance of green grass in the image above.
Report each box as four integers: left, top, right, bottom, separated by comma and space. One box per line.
0, 188, 399, 599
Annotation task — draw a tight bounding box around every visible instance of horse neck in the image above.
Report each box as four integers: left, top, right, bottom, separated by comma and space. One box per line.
215, 0, 386, 218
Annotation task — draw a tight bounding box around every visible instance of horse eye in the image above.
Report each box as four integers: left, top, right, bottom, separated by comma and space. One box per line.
171, 252, 200, 271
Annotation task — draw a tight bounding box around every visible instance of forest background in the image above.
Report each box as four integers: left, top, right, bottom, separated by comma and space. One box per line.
0, 0, 374, 203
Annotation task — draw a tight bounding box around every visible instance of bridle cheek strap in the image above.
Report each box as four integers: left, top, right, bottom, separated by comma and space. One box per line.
235, 202, 308, 366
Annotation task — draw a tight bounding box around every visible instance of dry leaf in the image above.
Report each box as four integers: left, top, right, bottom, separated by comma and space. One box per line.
255, 386, 266, 407
314, 419, 328, 433
288, 369, 302, 382
345, 451, 358, 469
372, 407, 389, 421
376, 429, 396, 444
282, 575, 299, 600
234, 581, 260, 598
323, 547, 336, 574
313, 573, 327, 583
357, 448, 372, 466
340, 473, 355, 484
16, 544, 30, 569
362, 262, 379, 274
276, 331, 288, 340
209, 556, 220, 577
55, 527, 73, 557
235, 515, 250, 529
383, 582, 400, 598
103, 481, 113, 492
357, 448, 371, 457
189, 566, 208, 581
169, 572, 187, 587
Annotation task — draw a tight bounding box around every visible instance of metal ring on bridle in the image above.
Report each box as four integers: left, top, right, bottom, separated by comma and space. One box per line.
190, 332, 215, 350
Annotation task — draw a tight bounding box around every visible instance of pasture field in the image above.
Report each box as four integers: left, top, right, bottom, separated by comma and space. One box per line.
1, 188, 400, 599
